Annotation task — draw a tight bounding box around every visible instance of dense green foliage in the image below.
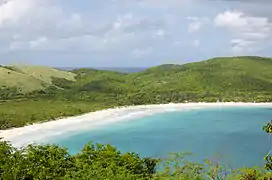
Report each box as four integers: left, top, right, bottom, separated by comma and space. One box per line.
263, 121, 272, 171
0, 121, 271, 179
0, 100, 115, 129
0, 56, 272, 179
0, 56, 272, 130
0, 140, 157, 180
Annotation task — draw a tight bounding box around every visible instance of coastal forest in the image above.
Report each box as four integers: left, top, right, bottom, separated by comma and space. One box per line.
0, 56, 272, 130
0, 56, 272, 179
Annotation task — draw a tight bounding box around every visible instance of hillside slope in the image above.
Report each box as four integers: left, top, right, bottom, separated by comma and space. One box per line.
14, 65, 75, 83
0, 67, 45, 92
0, 56, 272, 129
0, 65, 76, 92
47, 56, 272, 104
129, 56, 272, 93
1, 56, 272, 96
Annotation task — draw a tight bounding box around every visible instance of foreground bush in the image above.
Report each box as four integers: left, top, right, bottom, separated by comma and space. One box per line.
1, 121, 271, 179
0, 140, 157, 180
1, 140, 271, 180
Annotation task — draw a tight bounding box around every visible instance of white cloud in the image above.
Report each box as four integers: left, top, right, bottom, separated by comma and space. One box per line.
0, 0, 78, 43
186, 16, 210, 34
0, 1, 170, 53
0, 0, 63, 31
188, 22, 203, 33
0, 0, 39, 25
214, 10, 272, 52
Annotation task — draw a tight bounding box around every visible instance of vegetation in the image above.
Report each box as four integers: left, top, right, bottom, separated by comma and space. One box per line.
0, 65, 75, 93
263, 120, 272, 171
13, 65, 75, 84
0, 56, 271, 130
0, 67, 45, 93
0, 120, 271, 179
0, 100, 114, 129
0, 56, 271, 179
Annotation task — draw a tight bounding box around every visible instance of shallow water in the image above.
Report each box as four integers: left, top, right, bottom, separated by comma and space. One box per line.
50, 106, 272, 168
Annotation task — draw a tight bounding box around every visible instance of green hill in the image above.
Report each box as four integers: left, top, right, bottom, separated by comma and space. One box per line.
0, 56, 272, 129
130, 56, 272, 93
0, 65, 76, 93
14, 65, 76, 84
45, 56, 272, 104
0, 66, 45, 92
1, 56, 272, 98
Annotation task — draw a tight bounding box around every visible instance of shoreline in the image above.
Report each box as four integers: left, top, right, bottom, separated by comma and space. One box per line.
1, 102, 272, 147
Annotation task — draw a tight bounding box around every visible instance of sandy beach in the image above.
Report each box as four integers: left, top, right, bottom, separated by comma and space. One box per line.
1, 102, 272, 147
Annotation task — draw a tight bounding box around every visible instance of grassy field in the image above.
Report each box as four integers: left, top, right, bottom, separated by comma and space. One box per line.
0, 65, 76, 92
14, 65, 75, 83
0, 67, 45, 92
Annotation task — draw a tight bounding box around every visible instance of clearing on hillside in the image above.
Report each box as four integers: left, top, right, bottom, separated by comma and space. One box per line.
0, 65, 76, 92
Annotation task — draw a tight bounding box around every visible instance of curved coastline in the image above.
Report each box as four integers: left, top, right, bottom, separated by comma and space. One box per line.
1, 102, 272, 148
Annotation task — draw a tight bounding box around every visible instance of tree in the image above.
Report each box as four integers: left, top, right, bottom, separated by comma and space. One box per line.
0, 140, 158, 180
263, 120, 272, 170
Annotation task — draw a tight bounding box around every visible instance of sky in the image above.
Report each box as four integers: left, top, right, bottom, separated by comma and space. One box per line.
0, 0, 272, 67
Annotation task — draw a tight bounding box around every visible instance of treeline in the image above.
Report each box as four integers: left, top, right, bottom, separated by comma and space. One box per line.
0, 59, 271, 130
1, 87, 271, 104
0, 83, 271, 130
0, 121, 272, 179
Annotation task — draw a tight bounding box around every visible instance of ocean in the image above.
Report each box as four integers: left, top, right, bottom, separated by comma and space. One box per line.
50, 106, 272, 169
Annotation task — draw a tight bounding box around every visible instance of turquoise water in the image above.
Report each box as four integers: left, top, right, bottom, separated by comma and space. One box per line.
51, 106, 272, 168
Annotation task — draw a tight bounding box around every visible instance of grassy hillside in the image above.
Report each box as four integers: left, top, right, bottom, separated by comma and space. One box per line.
0, 65, 76, 93
14, 65, 75, 83
2, 56, 271, 95
71, 56, 272, 95
0, 67, 45, 92
130, 56, 272, 93
71, 68, 129, 96
0, 56, 272, 129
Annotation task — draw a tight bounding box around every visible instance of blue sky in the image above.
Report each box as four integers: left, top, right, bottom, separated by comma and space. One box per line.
0, 0, 271, 67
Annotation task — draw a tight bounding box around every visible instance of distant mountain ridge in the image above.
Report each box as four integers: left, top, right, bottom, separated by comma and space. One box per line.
1, 56, 272, 95
56, 67, 147, 73
0, 56, 272, 130
132, 56, 272, 93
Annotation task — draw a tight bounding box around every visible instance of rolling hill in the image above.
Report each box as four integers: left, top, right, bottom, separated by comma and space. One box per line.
0, 65, 76, 92
46, 56, 272, 104
0, 56, 272, 129
129, 56, 272, 93
1, 56, 272, 96
0, 66, 45, 92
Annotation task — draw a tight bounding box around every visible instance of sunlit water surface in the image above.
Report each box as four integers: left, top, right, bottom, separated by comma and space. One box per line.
49, 106, 272, 168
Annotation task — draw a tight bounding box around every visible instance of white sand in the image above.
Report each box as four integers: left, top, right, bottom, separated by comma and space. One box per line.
1, 102, 272, 147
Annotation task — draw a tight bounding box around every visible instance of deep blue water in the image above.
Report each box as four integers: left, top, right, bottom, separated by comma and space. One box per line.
50, 106, 272, 168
